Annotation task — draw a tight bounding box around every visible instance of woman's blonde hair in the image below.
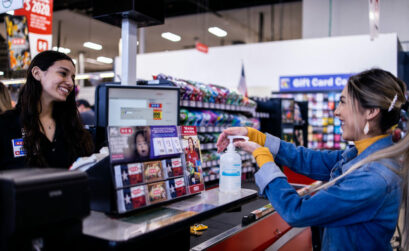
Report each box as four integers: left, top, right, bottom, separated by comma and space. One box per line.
311, 68, 409, 248
0, 82, 12, 113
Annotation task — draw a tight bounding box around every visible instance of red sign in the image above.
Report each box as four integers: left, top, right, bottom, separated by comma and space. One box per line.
15, 0, 53, 56
196, 42, 208, 54
120, 128, 133, 135
15, 0, 53, 35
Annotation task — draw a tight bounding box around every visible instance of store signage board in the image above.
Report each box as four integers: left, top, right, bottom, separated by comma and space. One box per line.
279, 74, 353, 92
4, 15, 31, 70
0, 0, 24, 14
196, 42, 208, 54
15, 0, 53, 57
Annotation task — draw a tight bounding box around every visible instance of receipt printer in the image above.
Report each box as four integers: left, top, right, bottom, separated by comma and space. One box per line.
0, 168, 90, 250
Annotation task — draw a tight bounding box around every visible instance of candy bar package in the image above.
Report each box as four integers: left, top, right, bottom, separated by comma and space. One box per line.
179, 126, 205, 194
117, 185, 148, 213
167, 177, 187, 199
162, 157, 184, 178
108, 126, 151, 164
114, 162, 144, 188
147, 181, 168, 204
143, 161, 164, 183
150, 126, 183, 158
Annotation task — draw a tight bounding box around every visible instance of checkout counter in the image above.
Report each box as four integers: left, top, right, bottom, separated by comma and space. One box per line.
81, 183, 313, 250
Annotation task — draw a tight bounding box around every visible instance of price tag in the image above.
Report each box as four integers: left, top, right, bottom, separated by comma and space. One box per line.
210, 174, 216, 181
210, 103, 215, 109
189, 100, 196, 107
183, 100, 189, 106
215, 103, 221, 109
204, 102, 209, 108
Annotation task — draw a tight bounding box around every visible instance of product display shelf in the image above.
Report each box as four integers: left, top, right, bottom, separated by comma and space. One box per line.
197, 126, 228, 133
180, 100, 256, 115
171, 75, 260, 187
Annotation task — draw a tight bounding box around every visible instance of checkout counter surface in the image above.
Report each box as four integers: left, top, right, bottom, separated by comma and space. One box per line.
83, 188, 257, 245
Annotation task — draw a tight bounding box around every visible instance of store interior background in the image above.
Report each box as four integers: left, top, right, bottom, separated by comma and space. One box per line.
1, 0, 409, 101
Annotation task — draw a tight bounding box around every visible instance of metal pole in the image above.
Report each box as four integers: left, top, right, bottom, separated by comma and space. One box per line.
121, 16, 137, 85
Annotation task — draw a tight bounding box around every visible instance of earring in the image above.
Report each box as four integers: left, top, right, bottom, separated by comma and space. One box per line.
363, 122, 369, 135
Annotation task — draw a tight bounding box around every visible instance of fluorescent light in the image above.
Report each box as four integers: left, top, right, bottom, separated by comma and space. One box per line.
2, 79, 25, 85
99, 72, 115, 78
97, 56, 113, 64
76, 74, 91, 80
85, 58, 104, 65
208, 27, 227, 37
52, 46, 71, 54
6, 11, 14, 15
83, 42, 102, 50
0, 71, 4, 76
161, 32, 181, 42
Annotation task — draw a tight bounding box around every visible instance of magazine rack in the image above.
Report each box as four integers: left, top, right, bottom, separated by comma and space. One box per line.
86, 125, 205, 215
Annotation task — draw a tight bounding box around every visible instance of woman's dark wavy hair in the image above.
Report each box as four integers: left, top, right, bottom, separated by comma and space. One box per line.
16, 50, 94, 167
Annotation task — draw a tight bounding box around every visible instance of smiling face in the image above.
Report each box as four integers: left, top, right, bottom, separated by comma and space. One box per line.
35, 60, 75, 103
334, 86, 367, 141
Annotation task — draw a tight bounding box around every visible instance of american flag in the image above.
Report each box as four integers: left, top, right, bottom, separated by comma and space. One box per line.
237, 64, 248, 97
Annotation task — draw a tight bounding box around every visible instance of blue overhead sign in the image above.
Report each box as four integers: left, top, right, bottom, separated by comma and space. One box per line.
279, 74, 353, 92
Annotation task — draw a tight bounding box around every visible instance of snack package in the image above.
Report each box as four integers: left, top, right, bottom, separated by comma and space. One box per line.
167, 177, 187, 199
114, 162, 144, 188
117, 185, 147, 213
143, 161, 164, 183
148, 181, 168, 204
162, 157, 184, 178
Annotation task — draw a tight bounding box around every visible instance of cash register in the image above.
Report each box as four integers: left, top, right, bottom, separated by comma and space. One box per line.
0, 168, 90, 250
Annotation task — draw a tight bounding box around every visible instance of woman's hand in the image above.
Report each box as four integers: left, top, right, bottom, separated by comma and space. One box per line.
216, 127, 248, 153
234, 141, 262, 154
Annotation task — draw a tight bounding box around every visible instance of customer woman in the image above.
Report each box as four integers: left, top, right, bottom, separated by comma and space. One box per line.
0, 50, 93, 170
217, 68, 408, 250
0, 81, 12, 113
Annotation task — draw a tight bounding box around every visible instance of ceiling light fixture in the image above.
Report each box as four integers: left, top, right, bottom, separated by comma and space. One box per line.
85, 58, 104, 65
161, 32, 181, 42
0, 71, 4, 76
208, 27, 227, 37
99, 72, 115, 78
52, 46, 71, 54
97, 56, 113, 64
83, 42, 102, 50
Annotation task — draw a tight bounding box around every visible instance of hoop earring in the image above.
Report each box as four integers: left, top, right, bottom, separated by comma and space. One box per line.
363, 122, 369, 135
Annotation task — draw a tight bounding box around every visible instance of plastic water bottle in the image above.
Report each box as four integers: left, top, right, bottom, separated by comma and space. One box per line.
219, 136, 248, 193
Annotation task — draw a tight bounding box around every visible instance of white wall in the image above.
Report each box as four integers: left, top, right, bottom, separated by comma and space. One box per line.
303, 0, 409, 50
135, 33, 397, 96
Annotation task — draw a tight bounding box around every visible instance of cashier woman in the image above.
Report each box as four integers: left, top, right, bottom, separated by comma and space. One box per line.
0, 50, 93, 170
217, 69, 409, 250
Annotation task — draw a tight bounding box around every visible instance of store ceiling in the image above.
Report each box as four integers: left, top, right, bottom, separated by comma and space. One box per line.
1, 0, 301, 72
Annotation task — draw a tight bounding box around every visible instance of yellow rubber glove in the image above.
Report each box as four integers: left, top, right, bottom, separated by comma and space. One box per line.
246, 127, 266, 146
252, 147, 274, 168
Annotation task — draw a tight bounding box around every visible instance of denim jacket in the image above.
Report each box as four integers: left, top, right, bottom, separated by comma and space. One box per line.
255, 134, 401, 251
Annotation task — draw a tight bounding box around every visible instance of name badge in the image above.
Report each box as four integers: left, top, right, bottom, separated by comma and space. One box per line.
11, 138, 26, 158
